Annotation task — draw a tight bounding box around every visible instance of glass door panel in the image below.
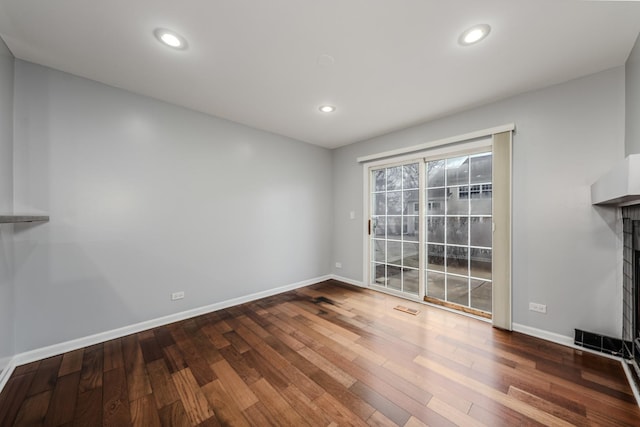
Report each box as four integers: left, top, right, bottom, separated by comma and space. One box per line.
370, 162, 420, 296
425, 152, 493, 314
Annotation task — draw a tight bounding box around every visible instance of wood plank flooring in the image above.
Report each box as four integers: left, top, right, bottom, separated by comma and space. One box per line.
1, 280, 639, 426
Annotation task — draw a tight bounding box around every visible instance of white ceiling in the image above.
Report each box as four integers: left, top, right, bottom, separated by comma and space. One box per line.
1, 1, 640, 148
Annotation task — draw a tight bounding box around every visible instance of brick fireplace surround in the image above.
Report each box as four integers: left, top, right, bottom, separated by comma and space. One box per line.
622, 205, 640, 392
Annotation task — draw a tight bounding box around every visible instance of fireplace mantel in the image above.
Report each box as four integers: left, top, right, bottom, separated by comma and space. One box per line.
591, 154, 640, 206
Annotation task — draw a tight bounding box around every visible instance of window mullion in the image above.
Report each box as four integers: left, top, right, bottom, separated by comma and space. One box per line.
418, 160, 426, 298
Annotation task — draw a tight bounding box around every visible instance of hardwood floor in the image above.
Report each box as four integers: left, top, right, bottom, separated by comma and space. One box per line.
1, 280, 638, 426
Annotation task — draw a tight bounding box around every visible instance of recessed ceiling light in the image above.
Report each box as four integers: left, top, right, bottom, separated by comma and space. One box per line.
459, 24, 491, 46
319, 105, 336, 113
154, 28, 188, 50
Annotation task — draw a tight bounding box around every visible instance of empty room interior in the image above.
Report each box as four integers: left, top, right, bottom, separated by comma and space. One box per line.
3, 1, 640, 425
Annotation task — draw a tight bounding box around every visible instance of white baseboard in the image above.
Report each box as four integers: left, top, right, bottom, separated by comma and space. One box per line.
329, 274, 366, 288
0, 356, 17, 396
621, 360, 640, 406
0, 274, 331, 396
0, 356, 11, 372
512, 322, 626, 362
4, 278, 635, 406
512, 323, 575, 347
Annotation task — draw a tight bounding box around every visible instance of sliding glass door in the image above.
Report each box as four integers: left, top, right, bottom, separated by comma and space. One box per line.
369, 151, 493, 316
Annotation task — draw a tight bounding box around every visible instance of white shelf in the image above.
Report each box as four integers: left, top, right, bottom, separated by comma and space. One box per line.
0, 215, 49, 224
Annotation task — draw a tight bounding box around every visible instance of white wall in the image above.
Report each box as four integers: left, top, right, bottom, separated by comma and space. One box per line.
627, 33, 640, 156
332, 67, 625, 339
12, 60, 333, 353
0, 38, 14, 370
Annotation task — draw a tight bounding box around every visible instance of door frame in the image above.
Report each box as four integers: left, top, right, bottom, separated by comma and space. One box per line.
361, 132, 512, 329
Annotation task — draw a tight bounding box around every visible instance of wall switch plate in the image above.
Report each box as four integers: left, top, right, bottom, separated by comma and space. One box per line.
335, 262, 342, 268
349, 211, 355, 220
529, 302, 547, 313
171, 291, 185, 301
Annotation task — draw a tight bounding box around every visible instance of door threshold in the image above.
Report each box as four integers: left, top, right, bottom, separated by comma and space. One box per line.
423, 296, 492, 319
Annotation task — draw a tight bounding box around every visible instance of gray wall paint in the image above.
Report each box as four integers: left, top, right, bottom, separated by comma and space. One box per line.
332, 67, 625, 338
12, 60, 333, 352
4, 53, 631, 355
627, 33, 640, 155
0, 37, 14, 367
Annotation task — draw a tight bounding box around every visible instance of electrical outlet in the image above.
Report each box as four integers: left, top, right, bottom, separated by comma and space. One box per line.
349, 211, 356, 220
335, 262, 342, 268
171, 291, 185, 301
529, 302, 547, 314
